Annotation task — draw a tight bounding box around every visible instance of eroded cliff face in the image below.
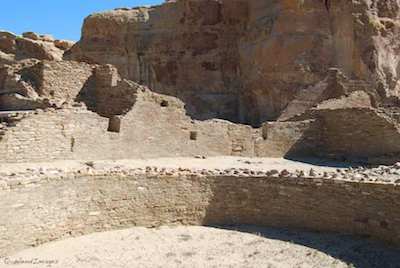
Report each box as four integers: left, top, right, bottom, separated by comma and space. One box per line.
66, 1, 247, 123
66, 0, 400, 126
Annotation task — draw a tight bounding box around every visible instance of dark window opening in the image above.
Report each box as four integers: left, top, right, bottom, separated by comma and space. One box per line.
108, 116, 121, 133
70, 137, 75, 152
190, 131, 198, 140
160, 100, 169, 107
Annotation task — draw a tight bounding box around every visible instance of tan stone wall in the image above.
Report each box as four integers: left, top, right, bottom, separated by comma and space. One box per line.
1, 173, 399, 255
0, 94, 259, 162
0, 109, 113, 162
38, 61, 93, 104
318, 108, 400, 162
0, 60, 93, 110
255, 120, 321, 158
0, 102, 322, 163
8, 90, 396, 163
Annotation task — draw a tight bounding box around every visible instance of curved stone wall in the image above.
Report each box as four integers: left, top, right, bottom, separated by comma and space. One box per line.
1, 172, 400, 255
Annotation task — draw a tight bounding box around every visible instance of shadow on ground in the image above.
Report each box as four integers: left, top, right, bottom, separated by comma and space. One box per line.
212, 225, 400, 268
284, 156, 364, 168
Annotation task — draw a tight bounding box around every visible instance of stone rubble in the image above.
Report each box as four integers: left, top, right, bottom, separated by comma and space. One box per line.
1, 161, 400, 191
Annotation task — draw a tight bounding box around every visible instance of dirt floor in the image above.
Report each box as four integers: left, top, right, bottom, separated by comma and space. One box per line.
5, 226, 400, 268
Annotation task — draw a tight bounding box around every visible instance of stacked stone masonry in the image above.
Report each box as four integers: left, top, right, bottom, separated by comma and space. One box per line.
1, 1, 400, 163
1, 168, 400, 255
2, 0, 400, 259
0, 91, 326, 163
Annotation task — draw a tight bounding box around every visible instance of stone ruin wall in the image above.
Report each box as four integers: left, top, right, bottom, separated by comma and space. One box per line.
2, 80, 399, 163
0, 90, 321, 163
0, 60, 93, 110
36, 61, 93, 106
1, 0, 400, 258
1, 171, 400, 255
2, 0, 400, 163
317, 108, 400, 163
0, 55, 324, 163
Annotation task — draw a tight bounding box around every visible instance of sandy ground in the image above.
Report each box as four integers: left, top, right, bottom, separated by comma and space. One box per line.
0, 156, 348, 174
5, 226, 400, 268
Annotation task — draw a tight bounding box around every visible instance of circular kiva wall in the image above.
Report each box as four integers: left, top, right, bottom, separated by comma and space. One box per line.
1, 173, 400, 255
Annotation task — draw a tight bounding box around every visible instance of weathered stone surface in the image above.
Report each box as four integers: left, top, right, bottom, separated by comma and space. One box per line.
278, 68, 377, 121
15, 37, 63, 61
0, 51, 15, 65
21, 32, 40, 41
66, 3, 247, 123
90, 64, 137, 117
0, 31, 17, 55
54, 39, 74, 50
67, 0, 400, 126
0, 90, 255, 162
284, 91, 400, 163
317, 107, 400, 163
1, 1, 400, 164
0, 60, 93, 110
0, 31, 74, 64
2, 168, 400, 255
3, 2, 400, 264
0, 58, 399, 164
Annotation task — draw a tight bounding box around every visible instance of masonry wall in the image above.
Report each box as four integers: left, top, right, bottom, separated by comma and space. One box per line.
38, 61, 93, 104
318, 108, 400, 162
5, 96, 395, 164
255, 120, 321, 158
0, 97, 255, 162
1, 173, 399, 255
0, 109, 115, 162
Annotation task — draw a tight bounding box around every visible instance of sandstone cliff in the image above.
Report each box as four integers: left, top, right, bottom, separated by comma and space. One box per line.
66, 0, 400, 125
1, 0, 400, 164
0, 31, 72, 64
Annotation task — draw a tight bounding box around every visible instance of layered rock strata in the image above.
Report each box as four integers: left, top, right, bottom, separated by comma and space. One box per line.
2, 0, 400, 163
67, 0, 400, 125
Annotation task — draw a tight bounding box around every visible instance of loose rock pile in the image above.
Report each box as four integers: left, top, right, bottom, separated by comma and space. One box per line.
1, 159, 400, 191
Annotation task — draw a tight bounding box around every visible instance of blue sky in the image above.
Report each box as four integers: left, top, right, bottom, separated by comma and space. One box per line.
0, 1, 162, 41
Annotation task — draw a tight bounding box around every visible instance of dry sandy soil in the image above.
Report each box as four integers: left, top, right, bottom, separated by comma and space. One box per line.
5, 226, 400, 268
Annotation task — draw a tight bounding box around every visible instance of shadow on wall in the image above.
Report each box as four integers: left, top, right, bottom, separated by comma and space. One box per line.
284, 121, 322, 160
210, 225, 400, 268
201, 176, 400, 268
183, 93, 243, 124
174, 90, 281, 128
281, 122, 353, 167
281, 107, 400, 165
283, 120, 322, 160
75, 65, 138, 118
2, 174, 400, 260
75, 75, 96, 111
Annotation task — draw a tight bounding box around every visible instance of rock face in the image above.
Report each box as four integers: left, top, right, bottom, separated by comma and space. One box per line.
66, 0, 400, 126
1, 0, 400, 164
0, 31, 73, 64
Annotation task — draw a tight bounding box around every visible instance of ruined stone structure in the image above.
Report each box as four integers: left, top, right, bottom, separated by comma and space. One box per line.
1, 1, 400, 161
2, 165, 400, 255
2, 0, 400, 259
66, 0, 400, 125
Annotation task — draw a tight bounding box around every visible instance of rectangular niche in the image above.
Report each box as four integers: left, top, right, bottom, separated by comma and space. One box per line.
190, 131, 198, 140
108, 116, 121, 133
